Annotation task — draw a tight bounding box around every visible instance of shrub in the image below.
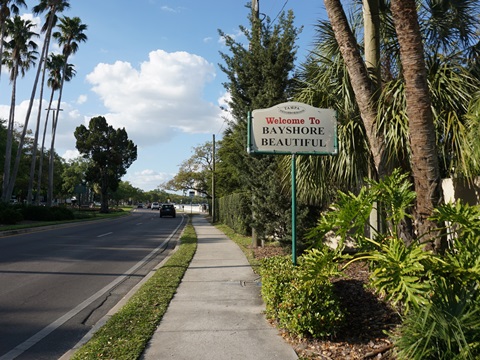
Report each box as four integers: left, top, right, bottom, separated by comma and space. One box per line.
260, 248, 345, 338
0, 207, 24, 224
260, 255, 296, 320
394, 279, 480, 360
21, 205, 74, 221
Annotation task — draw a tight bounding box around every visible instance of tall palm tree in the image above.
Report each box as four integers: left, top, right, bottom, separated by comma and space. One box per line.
293, 0, 479, 245
47, 16, 87, 206
323, 0, 387, 179
0, 0, 26, 84
1, 16, 38, 202
35, 53, 74, 204
25, 0, 70, 204
390, 0, 440, 247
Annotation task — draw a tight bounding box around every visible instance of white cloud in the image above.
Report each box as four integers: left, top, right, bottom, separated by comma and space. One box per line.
86, 50, 224, 146
124, 168, 173, 191
77, 94, 87, 104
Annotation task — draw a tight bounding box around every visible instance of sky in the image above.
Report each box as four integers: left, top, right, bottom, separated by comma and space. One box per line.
0, 0, 329, 192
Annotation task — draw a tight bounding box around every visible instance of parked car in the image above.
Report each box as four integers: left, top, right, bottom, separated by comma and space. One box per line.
137, 203, 144, 208
151, 202, 160, 210
160, 204, 176, 218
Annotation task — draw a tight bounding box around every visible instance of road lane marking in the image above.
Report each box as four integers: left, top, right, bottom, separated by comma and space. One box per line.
97, 232, 113, 238
0, 216, 186, 360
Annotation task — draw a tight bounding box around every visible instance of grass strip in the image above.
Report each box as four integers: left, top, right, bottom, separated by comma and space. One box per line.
70, 221, 197, 360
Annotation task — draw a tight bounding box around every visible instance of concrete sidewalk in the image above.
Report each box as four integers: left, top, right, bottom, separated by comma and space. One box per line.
141, 215, 298, 360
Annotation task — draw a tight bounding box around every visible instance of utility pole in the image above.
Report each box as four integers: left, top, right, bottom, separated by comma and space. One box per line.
251, 0, 262, 248
211, 134, 216, 222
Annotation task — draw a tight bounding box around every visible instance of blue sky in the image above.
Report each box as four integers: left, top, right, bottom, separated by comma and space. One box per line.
0, 0, 328, 191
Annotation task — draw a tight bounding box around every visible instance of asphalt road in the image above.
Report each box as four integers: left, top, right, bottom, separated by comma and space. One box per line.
0, 209, 186, 360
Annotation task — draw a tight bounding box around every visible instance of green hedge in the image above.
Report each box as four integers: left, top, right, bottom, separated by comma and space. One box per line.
217, 192, 252, 235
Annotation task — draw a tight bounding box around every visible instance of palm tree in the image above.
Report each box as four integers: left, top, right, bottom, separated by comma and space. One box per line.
47, 16, 87, 206
322, 0, 387, 179
0, 0, 26, 83
25, 0, 70, 204
389, 0, 440, 246
1, 15, 38, 202
35, 53, 75, 204
293, 0, 479, 246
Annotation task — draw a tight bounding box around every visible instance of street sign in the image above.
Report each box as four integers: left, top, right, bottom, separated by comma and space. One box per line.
248, 101, 337, 155
247, 102, 337, 265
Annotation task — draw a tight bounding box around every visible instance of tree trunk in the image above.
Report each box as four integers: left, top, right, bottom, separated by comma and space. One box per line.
323, 0, 386, 178
36, 89, 56, 205
390, 0, 442, 249
2, 66, 17, 202
27, 21, 54, 205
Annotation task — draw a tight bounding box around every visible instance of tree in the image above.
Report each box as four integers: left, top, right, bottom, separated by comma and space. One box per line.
48, 15, 87, 206
35, 53, 74, 204
0, 0, 26, 83
218, 6, 304, 245
161, 141, 216, 198
323, 0, 387, 178
26, 0, 70, 204
294, 0, 479, 248
1, 15, 38, 202
74, 116, 137, 213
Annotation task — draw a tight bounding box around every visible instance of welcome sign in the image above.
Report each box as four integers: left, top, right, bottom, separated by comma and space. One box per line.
248, 102, 337, 155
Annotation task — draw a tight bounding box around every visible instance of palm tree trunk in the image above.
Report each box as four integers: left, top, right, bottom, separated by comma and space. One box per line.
323, 0, 386, 178
5, 43, 47, 202
1, 66, 18, 202
27, 24, 54, 204
390, 0, 442, 249
47, 57, 69, 206
35, 88, 55, 205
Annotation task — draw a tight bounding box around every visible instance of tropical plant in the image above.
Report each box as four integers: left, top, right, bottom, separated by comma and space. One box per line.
47, 15, 87, 206
1, 15, 38, 202
35, 53, 74, 205
293, 0, 480, 249
0, 0, 26, 84
25, 0, 70, 204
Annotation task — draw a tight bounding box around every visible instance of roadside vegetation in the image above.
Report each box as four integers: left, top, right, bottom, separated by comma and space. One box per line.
239, 171, 480, 359
70, 219, 196, 360
0, 202, 131, 230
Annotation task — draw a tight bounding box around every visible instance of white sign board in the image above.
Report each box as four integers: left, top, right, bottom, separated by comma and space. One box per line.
248, 102, 337, 155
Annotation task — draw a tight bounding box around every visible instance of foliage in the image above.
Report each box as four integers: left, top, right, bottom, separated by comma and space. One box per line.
307, 168, 480, 357
394, 279, 480, 360
20, 204, 74, 221
0, 204, 23, 224
161, 141, 216, 198
260, 248, 345, 338
218, 8, 303, 243
350, 237, 434, 312
74, 116, 137, 212
218, 192, 251, 235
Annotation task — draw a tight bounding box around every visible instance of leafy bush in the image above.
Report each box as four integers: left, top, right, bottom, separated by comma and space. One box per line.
0, 206, 24, 224
348, 237, 434, 312
393, 201, 480, 359
305, 168, 480, 356
260, 248, 345, 338
21, 205, 74, 221
394, 279, 480, 360
260, 255, 296, 320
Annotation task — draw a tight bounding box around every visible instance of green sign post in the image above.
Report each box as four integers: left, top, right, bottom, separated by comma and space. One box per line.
248, 102, 337, 265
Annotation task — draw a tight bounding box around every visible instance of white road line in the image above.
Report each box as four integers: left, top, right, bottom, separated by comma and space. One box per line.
0, 216, 186, 360
97, 232, 113, 238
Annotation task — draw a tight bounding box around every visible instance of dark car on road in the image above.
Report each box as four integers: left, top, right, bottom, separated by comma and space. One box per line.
160, 204, 176, 218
